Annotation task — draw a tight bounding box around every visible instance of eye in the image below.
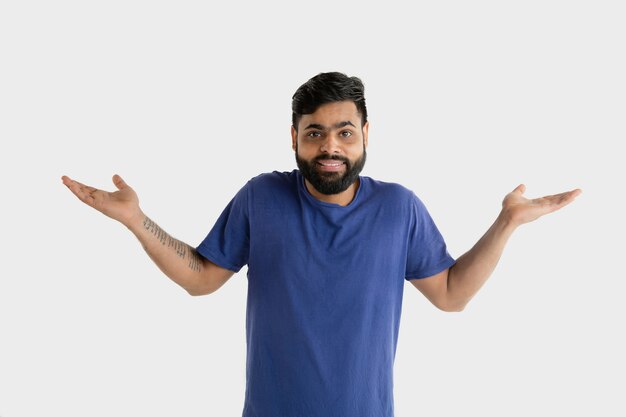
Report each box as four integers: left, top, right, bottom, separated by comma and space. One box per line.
340, 131, 353, 138
307, 131, 322, 138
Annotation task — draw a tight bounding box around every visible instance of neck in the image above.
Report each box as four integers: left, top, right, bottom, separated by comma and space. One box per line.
304, 178, 360, 206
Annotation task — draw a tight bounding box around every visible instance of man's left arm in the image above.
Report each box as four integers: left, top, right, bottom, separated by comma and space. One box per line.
410, 184, 582, 312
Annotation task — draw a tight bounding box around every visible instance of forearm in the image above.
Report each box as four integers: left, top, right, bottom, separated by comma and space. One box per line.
446, 212, 518, 309
126, 212, 206, 293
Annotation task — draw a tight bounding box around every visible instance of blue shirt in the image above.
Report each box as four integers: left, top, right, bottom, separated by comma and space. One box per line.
197, 170, 455, 417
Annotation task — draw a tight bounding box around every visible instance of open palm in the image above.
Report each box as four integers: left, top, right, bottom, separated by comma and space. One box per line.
503, 184, 582, 226
62, 174, 142, 226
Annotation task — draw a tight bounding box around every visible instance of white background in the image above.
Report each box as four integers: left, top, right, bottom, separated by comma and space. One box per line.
1, 1, 624, 416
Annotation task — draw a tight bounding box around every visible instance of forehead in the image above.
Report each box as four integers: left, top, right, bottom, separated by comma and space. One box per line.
298, 101, 360, 129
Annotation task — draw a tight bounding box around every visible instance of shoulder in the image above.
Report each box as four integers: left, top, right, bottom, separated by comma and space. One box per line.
222, 171, 297, 214
247, 170, 298, 188
360, 176, 432, 218
243, 170, 300, 203
245, 170, 299, 194
361, 176, 418, 203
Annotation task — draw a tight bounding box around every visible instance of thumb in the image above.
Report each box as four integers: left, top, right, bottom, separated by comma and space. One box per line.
513, 183, 526, 195
112, 174, 129, 190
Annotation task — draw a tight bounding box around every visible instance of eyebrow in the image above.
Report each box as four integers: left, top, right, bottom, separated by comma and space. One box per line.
303, 121, 357, 131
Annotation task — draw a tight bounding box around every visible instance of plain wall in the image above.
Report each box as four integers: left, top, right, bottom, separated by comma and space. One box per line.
1, 1, 624, 416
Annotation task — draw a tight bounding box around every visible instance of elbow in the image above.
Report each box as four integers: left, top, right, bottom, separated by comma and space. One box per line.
183, 273, 221, 296
438, 305, 465, 313
437, 298, 469, 313
185, 263, 233, 296
185, 285, 217, 297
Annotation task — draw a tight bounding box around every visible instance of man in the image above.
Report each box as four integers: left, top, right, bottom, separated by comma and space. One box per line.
62, 72, 581, 416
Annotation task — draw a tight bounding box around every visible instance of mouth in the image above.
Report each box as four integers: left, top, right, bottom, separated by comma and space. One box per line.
316, 159, 346, 172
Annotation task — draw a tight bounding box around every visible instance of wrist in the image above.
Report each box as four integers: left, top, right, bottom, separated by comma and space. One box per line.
124, 209, 146, 233
495, 209, 520, 235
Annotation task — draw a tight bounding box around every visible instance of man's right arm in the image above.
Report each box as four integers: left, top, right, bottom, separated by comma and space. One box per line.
62, 174, 234, 296
127, 213, 235, 295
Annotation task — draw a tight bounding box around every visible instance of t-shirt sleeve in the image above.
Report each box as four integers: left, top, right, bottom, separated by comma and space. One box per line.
195, 183, 250, 273
405, 194, 456, 280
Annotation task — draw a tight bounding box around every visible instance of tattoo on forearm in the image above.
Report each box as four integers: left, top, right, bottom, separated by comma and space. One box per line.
142, 216, 202, 272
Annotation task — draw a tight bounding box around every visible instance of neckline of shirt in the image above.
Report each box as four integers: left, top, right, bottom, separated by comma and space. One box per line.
296, 169, 365, 209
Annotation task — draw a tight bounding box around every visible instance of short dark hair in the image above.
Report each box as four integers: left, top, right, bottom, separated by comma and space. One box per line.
291, 72, 368, 131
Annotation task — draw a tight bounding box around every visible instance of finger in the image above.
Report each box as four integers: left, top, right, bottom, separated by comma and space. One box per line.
570, 188, 583, 198
63, 176, 104, 195
556, 189, 582, 206
72, 179, 99, 194
61, 175, 81, 193
68, 183, 96, 205
112, 174, 129, 190
535, 189, 582, 213
61, 175, 85, 189
62, 176, 97, 205
513, 184, 526, 195
544, 189, 582, 204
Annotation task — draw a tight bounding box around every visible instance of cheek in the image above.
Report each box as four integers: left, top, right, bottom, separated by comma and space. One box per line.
295, 140, 316, 157
347, 142, 365, 156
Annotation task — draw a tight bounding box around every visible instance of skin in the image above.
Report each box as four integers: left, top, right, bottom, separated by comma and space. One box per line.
291, 101, 369, 206
61, 174, 235, 296
62, 100, 582, 309
414, 183, 581, 311
291, 101, 582, 311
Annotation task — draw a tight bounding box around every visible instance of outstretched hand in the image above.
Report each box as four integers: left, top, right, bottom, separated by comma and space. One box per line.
62, 174, 143, 227
502, 184, 582, 226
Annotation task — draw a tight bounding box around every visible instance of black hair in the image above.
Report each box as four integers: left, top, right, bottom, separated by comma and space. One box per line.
291, 72, 368, 131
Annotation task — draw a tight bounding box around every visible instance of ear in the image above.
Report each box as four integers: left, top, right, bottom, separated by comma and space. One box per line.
362, 121, 369, 149
291, 125, 297, 151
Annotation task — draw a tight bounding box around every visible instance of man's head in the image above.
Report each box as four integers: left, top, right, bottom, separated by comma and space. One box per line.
291, 72, 369, 196
291, 72, 368, 130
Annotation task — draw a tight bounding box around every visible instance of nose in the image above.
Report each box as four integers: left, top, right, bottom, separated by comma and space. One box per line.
319, 134, 342, 154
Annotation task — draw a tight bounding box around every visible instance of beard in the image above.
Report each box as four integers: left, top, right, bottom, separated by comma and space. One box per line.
295, 147, 367, 195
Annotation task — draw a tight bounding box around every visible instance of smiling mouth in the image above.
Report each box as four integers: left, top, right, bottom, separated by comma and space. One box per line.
317, 160, 345, 167
315, 159, 346, 173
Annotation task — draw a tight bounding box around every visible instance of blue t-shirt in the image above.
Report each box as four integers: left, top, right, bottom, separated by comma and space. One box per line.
197, 170, 455, 417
